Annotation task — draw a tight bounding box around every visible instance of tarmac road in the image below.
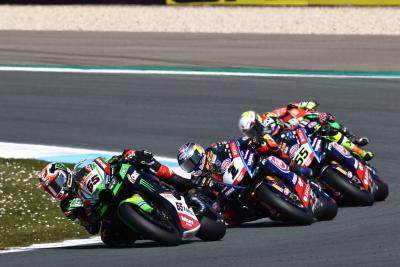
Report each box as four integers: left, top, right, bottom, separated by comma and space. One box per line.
0, 32, 399, 266
0, 71, 399, 267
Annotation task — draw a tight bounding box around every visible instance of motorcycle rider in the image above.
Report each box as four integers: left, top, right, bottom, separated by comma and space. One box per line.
177, 137, 312, 225
260, 101, 374, 161
238, 110, 373, 187
39, 149, 195, 247
267, 100, 369, 146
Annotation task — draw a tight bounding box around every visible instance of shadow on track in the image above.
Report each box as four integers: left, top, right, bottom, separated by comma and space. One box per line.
48, 239, 202, 250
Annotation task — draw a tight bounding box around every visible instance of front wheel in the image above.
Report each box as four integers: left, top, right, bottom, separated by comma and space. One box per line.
195, 210, 226, 241
118, 203, 181, 245
372, 176, 389, 201
255, 183, 314, 225
321, 168, 374, 206
309, 181, 337, 221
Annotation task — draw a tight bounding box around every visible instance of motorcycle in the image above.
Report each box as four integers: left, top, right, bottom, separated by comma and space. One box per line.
289, 124, 388, 205
75, 157, 226, 246
212, 139, 337, 226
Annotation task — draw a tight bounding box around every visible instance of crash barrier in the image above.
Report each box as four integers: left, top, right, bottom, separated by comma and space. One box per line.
167, 0, 400, 5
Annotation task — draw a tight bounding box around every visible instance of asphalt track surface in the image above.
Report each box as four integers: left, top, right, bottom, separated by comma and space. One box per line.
1, 32, 400, 267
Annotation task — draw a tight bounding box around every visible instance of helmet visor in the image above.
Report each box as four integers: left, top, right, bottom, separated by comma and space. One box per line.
47, 171, 67, 198
179, 151, 203, 173
245, 120, 264, 139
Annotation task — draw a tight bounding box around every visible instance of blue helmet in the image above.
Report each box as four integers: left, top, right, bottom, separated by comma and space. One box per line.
177, 143, 206, 176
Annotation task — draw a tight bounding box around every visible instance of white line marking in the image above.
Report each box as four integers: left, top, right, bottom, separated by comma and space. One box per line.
0, 66, 399, 79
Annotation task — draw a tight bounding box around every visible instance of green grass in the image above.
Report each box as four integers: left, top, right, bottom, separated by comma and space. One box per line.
0, 158, 91, 250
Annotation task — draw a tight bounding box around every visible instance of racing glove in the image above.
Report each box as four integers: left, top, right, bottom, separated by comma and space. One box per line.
192, 176, 214, 189
187, 195, 207, 218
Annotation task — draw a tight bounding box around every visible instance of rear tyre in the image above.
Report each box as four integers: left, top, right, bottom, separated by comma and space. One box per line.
255, 183, 314, 225
321, 168, 374, 206
118, 203, 181, 246
195, 213, 226, 241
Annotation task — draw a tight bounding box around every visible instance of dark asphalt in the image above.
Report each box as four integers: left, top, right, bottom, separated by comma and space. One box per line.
0, 71, 399, 266
1, 31, 400, 71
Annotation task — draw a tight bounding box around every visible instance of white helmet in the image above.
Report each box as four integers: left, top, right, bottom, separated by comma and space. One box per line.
238, 111, 264, 139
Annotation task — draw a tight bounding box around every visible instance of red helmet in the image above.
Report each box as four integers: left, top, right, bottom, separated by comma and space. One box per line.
39, 163, 73, 201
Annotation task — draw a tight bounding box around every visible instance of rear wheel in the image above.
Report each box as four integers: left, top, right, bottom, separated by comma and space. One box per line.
255, 183, 314, 225
118, 203, 181, 245
321, 167, 374, 206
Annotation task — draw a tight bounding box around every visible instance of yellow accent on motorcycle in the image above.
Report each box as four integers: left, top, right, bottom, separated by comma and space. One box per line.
265, 175, 275, 181
272, 183, 284, 192
336, 166, 348, 176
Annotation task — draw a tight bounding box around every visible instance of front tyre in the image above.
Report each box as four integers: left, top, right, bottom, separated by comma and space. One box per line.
309, 181, 338, 221
255, 183, 314, 225
118, 203, 181, 245
372, 177, 389, 201
195, 212, 226, 241
321, 168, 374, 206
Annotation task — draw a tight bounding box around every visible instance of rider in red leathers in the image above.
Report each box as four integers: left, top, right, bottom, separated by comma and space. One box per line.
262, 101, 374, 161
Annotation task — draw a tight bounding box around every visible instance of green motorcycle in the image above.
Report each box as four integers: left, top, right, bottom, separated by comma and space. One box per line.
75, 157, 226, 246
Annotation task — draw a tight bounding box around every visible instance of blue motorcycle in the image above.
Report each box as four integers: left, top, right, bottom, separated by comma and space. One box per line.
211, 138, 337, 225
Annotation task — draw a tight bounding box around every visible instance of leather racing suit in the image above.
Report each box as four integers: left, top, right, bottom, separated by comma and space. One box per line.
263, 101, 374, 161
60, 149, 193, 246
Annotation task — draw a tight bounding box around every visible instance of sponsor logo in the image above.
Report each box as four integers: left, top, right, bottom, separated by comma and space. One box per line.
178, 212, 199, 230
303, 183, 310, 202
95, 158, 109, 171
181, 215, 194, 227
314, 139, 321, 153
269, 156, 289, 171
332, 143, 350, 156
308, 121, 317, 128
247, 153, 254, 167
229, 142, 239, 158
289, 144, 300, 157
221, 159, 231, 172
296, 129, 307, 144
224, 187, 236, 197
127, 170, 140, 184
292, 174, 298, 185
244, 149, 249, 159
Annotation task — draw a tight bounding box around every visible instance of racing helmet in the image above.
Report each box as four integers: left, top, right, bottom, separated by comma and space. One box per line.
263, 116, 281, 136
39, 163, 73, 201
238, 111, 264, 139
177, 143, 206, 176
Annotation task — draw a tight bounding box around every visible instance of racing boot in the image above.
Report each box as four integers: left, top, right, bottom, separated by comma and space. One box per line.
350, 136, 370, 147
342, 127, 369, 147
340, 136, 374, 161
